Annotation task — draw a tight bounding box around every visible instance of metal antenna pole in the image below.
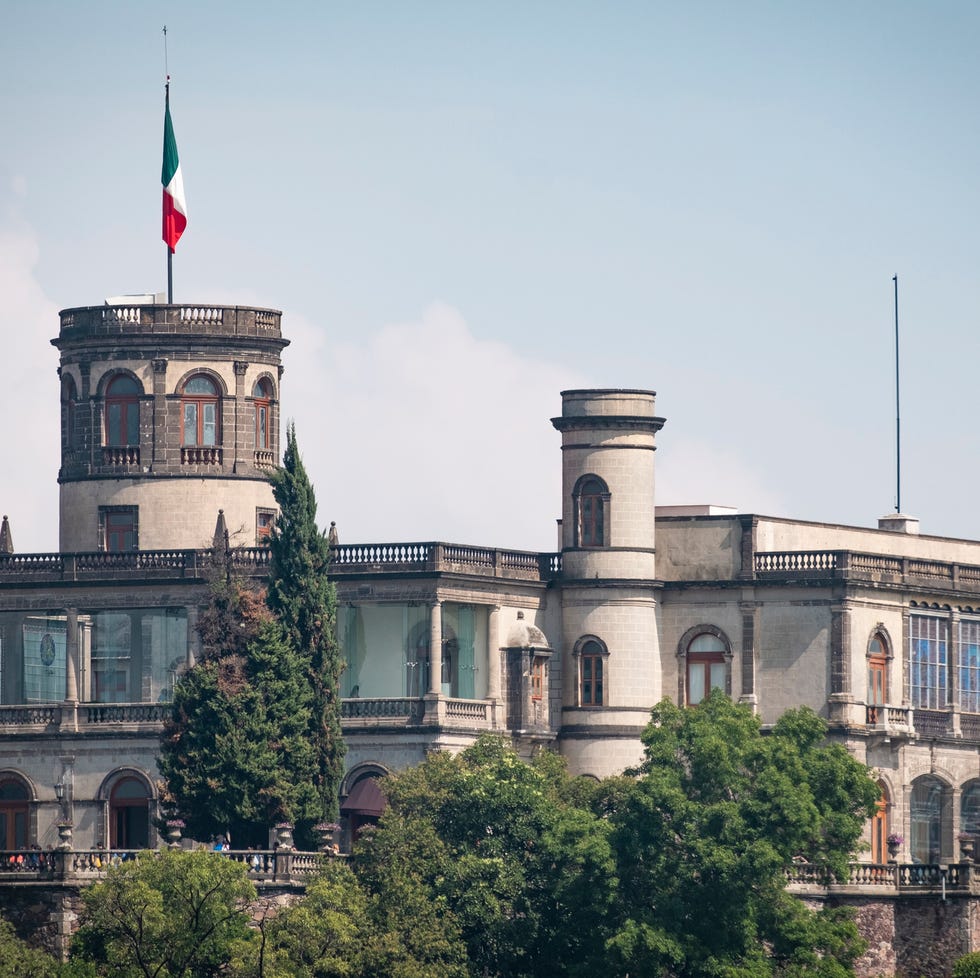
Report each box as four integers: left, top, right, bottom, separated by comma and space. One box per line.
893, 274, 901, 513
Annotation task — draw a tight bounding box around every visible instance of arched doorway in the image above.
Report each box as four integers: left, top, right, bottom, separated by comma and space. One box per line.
109, 777, 150, 849
870, 782, 889, 864
0, 777, 29, 849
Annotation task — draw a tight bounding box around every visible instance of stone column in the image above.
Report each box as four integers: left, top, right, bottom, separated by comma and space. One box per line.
427, 601, 442, 697
487, 606, 501, 701
233, 361, 249, 473
64, 608, 79, 704
151, 359, 168, 465
738, 599, 759, 710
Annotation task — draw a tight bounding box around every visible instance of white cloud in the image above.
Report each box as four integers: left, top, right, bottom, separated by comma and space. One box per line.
0, 222, 61, 552
284, 302, 587, 552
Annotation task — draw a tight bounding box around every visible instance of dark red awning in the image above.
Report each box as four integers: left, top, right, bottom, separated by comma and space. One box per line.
341, 777, 386, 817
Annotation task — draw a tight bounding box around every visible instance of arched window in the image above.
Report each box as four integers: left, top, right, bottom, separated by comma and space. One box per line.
576, 637, 607, 707
253, 378, 273, 453
574, 475, 609, 548
870, 782, 889, 864
109, 776, 150, 850
686, 633, 727, 705
961, 781, 980, 837
910, 775, 947, 864
0, 777, 30, 850
867, 633, 889, 724
104, 375, 141, 447
181, 375, 219, 447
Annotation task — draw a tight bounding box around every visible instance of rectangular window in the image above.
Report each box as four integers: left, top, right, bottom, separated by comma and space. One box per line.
960, 620, 980, 713
202, 403, 217, 445
910, 615, 949, 709
581, 655, 603, 706
256, 508, 276, 546
183, 403, 198, 446
99, 507, 138, 552
531, 657, 544, 700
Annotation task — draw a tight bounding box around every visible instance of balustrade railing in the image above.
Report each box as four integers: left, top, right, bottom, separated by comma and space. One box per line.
785, 861, 972, 891
341, 697, 425, 722
444, 698, 492, 723
754, 549, 980, 593
0, 704, 59, 726
82, 703, 171, 725
913, 709, 953, 739
181, 446, 222, 466
59, 304, 283, 338
101, 446, 140, 466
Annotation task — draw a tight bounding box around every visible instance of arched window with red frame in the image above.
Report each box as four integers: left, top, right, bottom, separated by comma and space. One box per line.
867, 634, 888, 724
253, 378, 273, 452
0, 777, 29, 850
181, 375, 220, 447
686, 633, 727, 705
105, 375, 141, 447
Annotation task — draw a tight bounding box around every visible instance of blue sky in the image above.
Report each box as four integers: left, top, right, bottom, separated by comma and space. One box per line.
3, 2, 980, 552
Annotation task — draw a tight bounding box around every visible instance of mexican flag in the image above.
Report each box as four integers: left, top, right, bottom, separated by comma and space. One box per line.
162, 92, 187, 251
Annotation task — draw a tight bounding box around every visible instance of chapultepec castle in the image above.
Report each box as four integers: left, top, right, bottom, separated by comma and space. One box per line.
3, 297, 980, 971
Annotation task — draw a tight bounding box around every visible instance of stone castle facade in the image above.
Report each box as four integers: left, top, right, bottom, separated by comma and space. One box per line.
1, 298, 978, 878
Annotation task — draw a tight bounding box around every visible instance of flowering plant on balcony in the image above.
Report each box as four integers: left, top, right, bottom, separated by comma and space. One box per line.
886, 833, 903, 847
314, 822, 341, 833
165, 818, 186, 828
274, 822, 293, 829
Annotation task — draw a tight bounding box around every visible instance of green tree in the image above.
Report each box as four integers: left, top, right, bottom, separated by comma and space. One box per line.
357, 736, 617, 978
160, 588, 320, 848
0, 916, 59, 978
71, 849, 257, 978
606, 693, 879, 978
267, 424, 345, 823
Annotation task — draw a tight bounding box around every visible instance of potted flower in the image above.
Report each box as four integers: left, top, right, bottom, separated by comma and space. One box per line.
55, 820, 73, 851
886, 833, 903, 861
165, 818, 185, 847
314, 822, 341, 853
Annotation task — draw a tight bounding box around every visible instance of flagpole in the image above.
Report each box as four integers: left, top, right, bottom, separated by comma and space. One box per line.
166, 78, 173, 304
893, 274, 901, 513
164, 27, 172, 304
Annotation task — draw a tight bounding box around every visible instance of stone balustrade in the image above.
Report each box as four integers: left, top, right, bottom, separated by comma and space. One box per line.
785, 861, 978, 893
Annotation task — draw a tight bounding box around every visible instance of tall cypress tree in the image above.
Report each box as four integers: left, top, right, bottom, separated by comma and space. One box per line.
267, 423, 346, 821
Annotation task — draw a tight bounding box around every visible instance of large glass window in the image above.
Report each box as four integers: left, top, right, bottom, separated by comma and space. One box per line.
961, 781, 980, 837
910, 776, 946, 864
0, 613, 67, 705
104, 375, 141, 447
910, 615, 948, 709
80, 609, 187, 704
181, 375, 219, 446
960, 620, 980, 714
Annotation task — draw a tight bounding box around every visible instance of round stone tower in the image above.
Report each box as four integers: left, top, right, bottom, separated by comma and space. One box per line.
551, 389, 665, 776
52, 301, 288, 552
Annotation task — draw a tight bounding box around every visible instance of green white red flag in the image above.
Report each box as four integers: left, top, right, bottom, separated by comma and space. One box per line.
162, 90, 187, 251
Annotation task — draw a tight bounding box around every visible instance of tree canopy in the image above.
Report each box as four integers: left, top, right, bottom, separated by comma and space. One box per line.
606, 693, 880, 978
71, 849, 257, 978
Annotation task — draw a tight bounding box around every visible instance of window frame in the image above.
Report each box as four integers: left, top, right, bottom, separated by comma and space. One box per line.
959, 619, 980, 714
253, 378, 273, 452
573, 475, 610, 548
104, 374, 142, 448
575, 636, 608, 707
180, 375, 220, 447
867, 632, 890, 723
99, 506, 138, 553
909, 615, 949, 710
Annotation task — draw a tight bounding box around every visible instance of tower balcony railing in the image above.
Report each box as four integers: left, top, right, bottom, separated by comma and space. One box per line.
785, 860, 978, 894
181, 446, 223, 466
101, 446, 140, 466
58, 303, 283, 339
